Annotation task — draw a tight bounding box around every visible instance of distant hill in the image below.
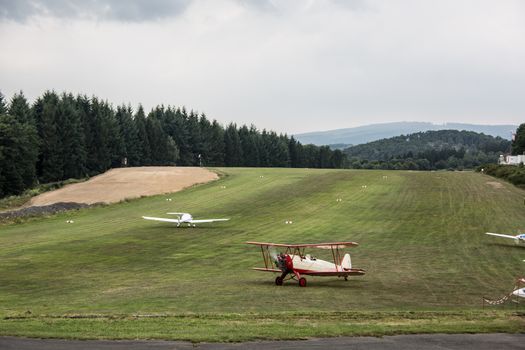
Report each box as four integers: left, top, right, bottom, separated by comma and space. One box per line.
343, 129, 511, 170
294, 122, 517, 146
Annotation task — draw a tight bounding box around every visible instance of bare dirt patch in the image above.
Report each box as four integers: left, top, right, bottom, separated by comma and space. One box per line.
29, 167, 218, 206
486, 181, 504, 189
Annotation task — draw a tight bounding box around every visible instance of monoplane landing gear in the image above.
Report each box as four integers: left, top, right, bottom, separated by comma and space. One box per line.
298, 277, 307, 287
344, 276, 348, 281
275, 276, 284, 286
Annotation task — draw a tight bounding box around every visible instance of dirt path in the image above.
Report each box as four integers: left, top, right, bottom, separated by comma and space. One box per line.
30, 167, 218, 206
1, 334, 523, 350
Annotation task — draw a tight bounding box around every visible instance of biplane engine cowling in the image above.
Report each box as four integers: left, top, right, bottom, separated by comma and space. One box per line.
285, 254, 293, 270
276, 254, 293, 272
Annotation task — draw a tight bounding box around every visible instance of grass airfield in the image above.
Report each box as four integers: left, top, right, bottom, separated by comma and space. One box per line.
0, 168, 524, 341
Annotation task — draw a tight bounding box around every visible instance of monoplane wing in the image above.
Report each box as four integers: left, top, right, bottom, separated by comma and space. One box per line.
485, 232, 517, 240
190, 218, 230, 223
246, 241, 359, 248
142, 216, 179, 223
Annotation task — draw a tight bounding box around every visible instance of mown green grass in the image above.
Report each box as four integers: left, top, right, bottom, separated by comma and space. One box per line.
1, 311, 522, 342
0, 168, 524, 340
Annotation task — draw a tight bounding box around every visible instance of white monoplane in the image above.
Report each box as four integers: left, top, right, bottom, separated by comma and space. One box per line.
485, 232, 525, 246
142, 212, 229, 227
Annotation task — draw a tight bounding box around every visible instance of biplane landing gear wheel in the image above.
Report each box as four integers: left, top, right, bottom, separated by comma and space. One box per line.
275, 276, 284, 286
298, 277, 307, 287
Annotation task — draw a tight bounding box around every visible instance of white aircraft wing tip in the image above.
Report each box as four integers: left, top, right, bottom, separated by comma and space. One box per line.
485, 232, 517, 239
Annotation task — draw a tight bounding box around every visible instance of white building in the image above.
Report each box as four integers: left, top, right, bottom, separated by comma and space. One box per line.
499, 154, 525, 165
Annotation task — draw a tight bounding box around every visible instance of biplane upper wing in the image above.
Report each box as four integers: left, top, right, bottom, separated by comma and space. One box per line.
246, 241, 359, 248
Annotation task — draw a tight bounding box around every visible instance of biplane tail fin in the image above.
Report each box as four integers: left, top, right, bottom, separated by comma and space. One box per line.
341, 253, 352, 270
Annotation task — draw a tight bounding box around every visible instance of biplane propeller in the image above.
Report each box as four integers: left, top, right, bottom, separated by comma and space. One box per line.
246, 241, 365, 287
142, 212, 229, 227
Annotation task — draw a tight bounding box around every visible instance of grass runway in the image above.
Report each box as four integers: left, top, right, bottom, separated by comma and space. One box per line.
0, 168, 524, 340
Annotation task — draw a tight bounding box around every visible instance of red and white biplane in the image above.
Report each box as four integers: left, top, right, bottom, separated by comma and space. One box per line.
247, 241, 366, 287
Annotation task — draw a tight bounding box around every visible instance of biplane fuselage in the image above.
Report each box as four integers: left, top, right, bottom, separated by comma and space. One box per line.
247, 241, 366, 287
287, 254, 349, 275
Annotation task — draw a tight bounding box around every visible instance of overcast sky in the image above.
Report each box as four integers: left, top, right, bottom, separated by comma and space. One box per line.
0, 0, 524, 133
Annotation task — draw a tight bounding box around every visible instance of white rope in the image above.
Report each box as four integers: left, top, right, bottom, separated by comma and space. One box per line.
483, 295, 510, 305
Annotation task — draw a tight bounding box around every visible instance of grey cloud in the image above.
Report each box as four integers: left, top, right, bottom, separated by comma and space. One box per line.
0, 0, 190, 22
237, 0, 369, 13
237, 0, 276, 11
330, 0, 369, 11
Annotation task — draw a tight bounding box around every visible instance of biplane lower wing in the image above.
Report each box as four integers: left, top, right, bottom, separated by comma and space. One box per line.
301, 269, 366, 276
252, 267, 366, 276
252, 267, 281, 273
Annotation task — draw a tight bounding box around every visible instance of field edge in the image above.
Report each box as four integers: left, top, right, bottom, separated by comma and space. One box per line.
0, 310, 523, 342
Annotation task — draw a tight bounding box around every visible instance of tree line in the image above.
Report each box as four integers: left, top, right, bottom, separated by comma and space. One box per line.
473, 122, 525, 188
511, 123, 525, 155
343, 130, 510, 170
0, 91, 345, 197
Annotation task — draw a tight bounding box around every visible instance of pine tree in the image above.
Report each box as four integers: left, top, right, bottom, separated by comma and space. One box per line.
266, 132, 289, 167
0, 116, 24, 194
34, 91, 63, 182
59, 93, 86, 179
330, 149, 345, 168
146, 114, 178, 165
0, 91, 8, 115
198, 114, 213, 166
294, 142, 305, 168
104, 102, 124, 168
0, 114, 39, 194
7, 91, 39, 186
303, 144, 320, 168
173, 107, 193, 165
239, 125, 260, 167
9, 91, 33, 124
288, 136, 299, 167
319, 146, 332, 168
85, 98, 119, 172
208, 120, 225, 166
134, 105, 151, 165
166, 136, 180, 165
512, 124, 525, 155
224, 123, 242, 166
116, 105, 140, 166
85, 97, 106, 173
76, 95, 94, 173
258, 130, 271, 167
